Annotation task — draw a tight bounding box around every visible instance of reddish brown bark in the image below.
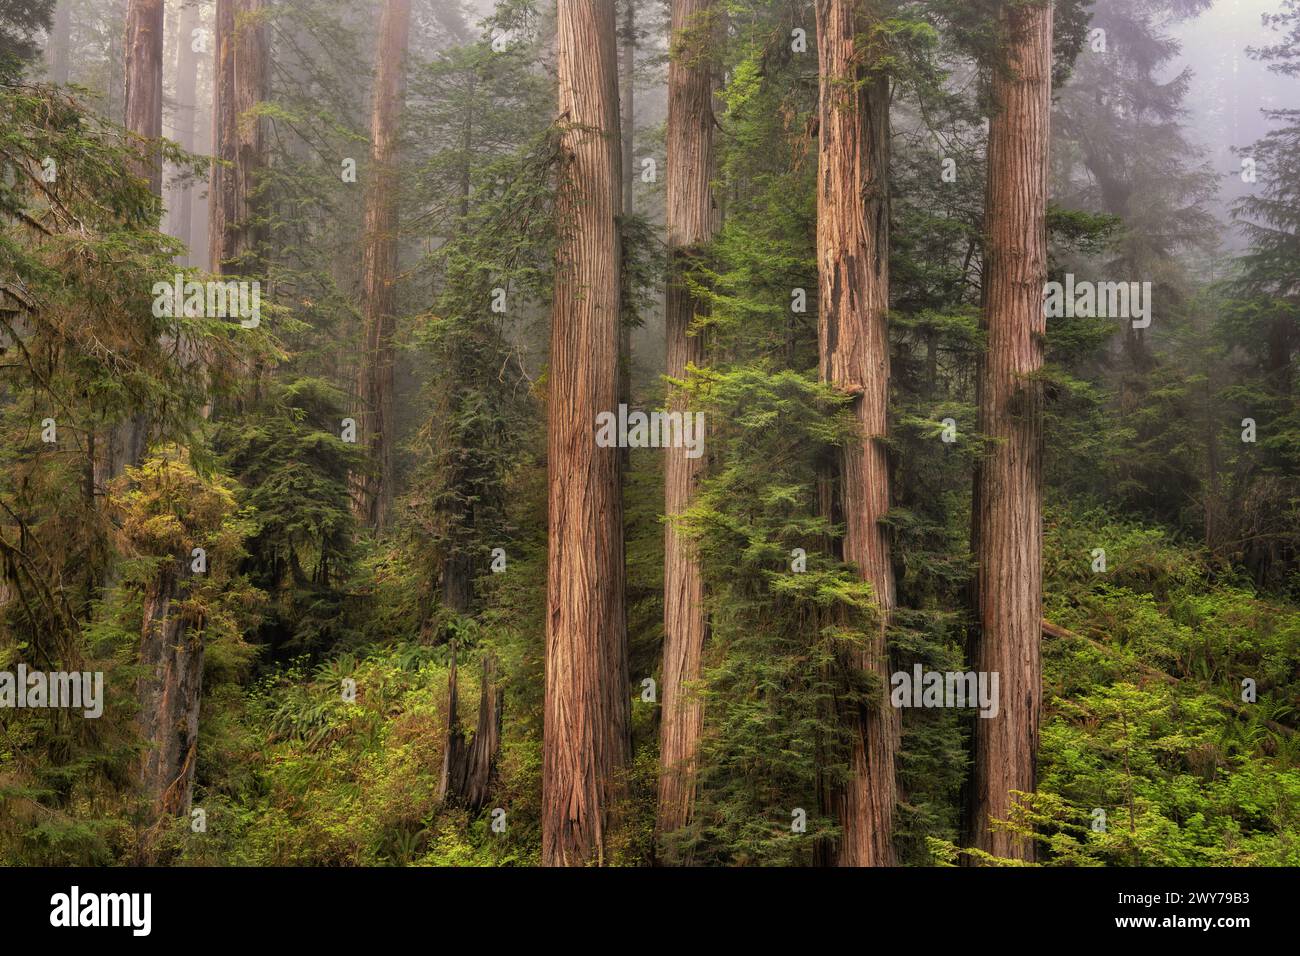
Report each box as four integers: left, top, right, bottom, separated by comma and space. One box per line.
657, 0, 718, 841
352, 0, 412, 530
967, 0, 1053, 864
814, 0, 898, 868
543, 0, 629, 868
124, 0, 164, 195
208, 0, 266, 276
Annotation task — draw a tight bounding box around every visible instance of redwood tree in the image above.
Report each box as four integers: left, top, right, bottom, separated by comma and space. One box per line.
814, 0, 898, 868
124, 0, 163, 195
209, 0, 266, 276
658, 0, 718, 840
166, 0, 204, 258
543, 0, 630, 867
967, 0, 1054, 863
353, 0, 412, 530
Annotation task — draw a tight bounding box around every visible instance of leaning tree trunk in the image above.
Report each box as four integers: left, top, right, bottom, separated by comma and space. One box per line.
138, 560, 203, 836
814, 0, 898, 868
657, 0, 718, 842
543, 0, 630, 868
352, 0, 412, 531
966, 0, 1053, 864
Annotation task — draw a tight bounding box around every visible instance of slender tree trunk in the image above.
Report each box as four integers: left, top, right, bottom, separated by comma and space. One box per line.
208, 0, 266, 276
620, 0, 635, 215
543, 0, 629, 867
966, 0, 1053, 864
167, 0, 203, 258
47, 0, 73, 84
814, 0, 897, 868
352, 0, 411, 531
657, 0, 718, 842
617, 0, 636, 415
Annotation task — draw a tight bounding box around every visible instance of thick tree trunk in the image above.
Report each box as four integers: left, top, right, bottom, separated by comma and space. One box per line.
352, 0, 411, 531
208, 0, 266, 276
138, 561, 203, 829
814, 0, 897, 868
543, 0, 629, 868
966, 0, 1053, 864
167, 0, 203, 258
657, 0, 717, 842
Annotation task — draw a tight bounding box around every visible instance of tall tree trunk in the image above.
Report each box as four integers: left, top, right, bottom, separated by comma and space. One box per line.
617, 0, 635, 415
619, 0, 635, 217
96, 0, 164, 494
657, 0, 717, 842
543, 0, 629, 868
125, 0, 164, 195
138, 560, 203, 844
966, 0, 1053, 864
208, 0, 266, 276
167, 0, 203, 259
46, 0, 73, 83
814, 0, 897, 868
352, 0, 412, 531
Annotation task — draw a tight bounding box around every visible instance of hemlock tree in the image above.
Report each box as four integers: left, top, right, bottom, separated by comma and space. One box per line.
543, 0, 630, 867
353, 0, 412, 530
967, 0, 1053, 863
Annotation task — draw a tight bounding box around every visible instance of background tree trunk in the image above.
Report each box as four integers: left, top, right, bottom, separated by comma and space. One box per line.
543, 0, 629, 868
46, 0, 72, 84
617, 0, 635, 417
208, 0, 266, 276
658, 0, 718, 842
352, 0, 411, 531
97, 0, 165, 492
167, 0, 203, 259
814, 0, 898, 868
966, 0, 1053, 864
124, 0, 164, 195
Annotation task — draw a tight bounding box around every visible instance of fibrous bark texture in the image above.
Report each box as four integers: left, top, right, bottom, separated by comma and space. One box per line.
814, 0, 898, 868
543, 0, 630, 868
658, 0, 718, 841
967, 0, 1053, 864
352, 0, 412, 530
